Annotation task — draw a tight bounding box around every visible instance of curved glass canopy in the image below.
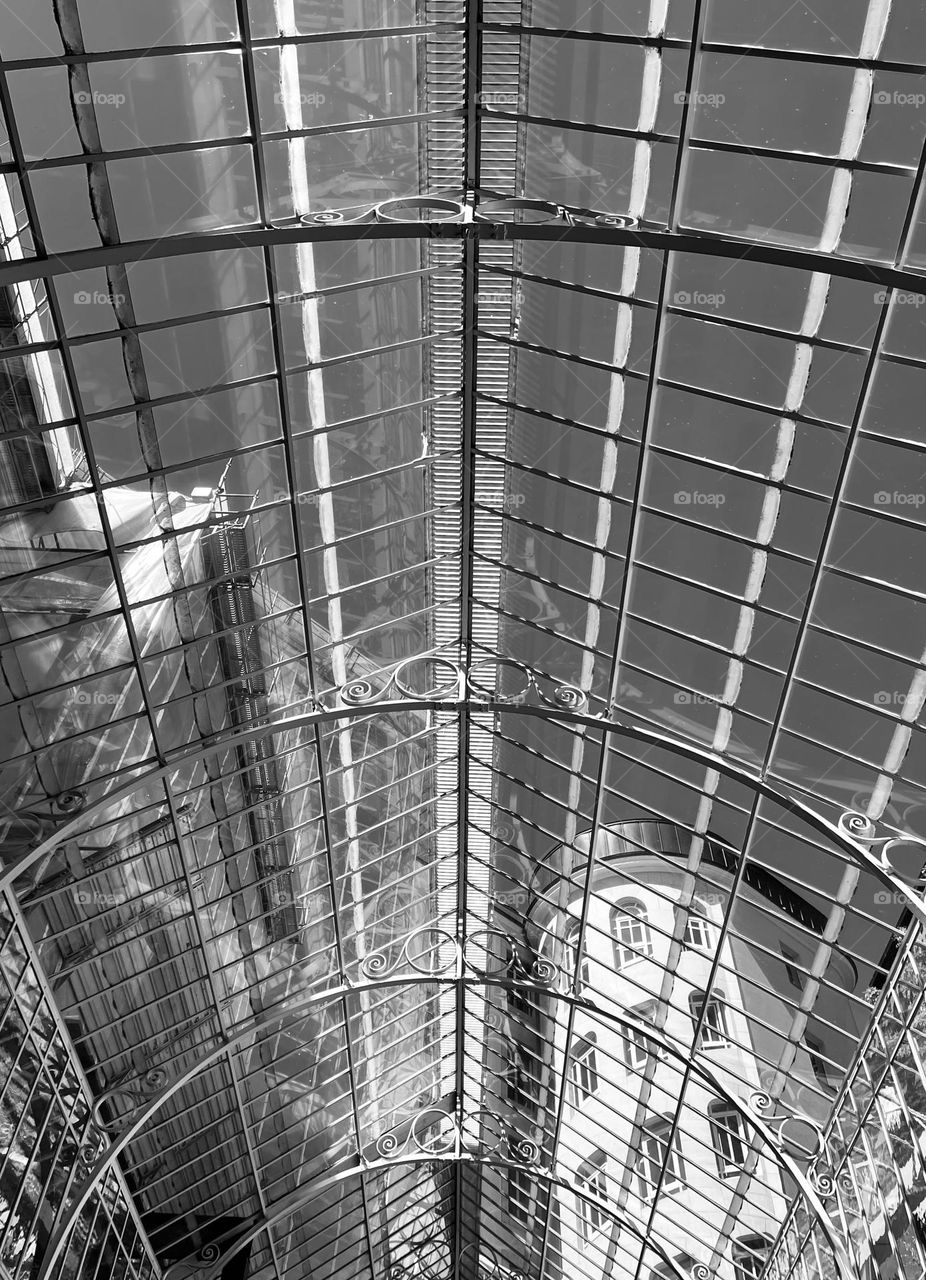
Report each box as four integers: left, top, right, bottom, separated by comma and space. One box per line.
0, 3, 925, 1280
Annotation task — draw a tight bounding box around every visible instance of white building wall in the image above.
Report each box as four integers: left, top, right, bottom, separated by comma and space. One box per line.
529, 830, 858, 1280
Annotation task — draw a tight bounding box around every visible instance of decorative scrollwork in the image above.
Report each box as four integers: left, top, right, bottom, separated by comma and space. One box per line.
359, 926, 460, 981
54, 790, 86, 814
0, 790, 88, 854
78, 1124, 105, 1166
463, 929, 562, 989
461, 1242, 526, 1280
690, 1265, 711, 1280
375, 1131, 402, 1157
838, 809, 926, 887
334, 651, 587, 716
748, 1092, 839, 1183
529, 958, 558, 986
198, 1244, 221, 1263
357, 925, 564, 989
375, 1106, 545, 1166
341, 678, 380, 705
811, 1169, 837, 1198
93, 1065, 173, 1133
508, 1136, 540, 1163
551, 683, 585, 710
291, 193, 638, 231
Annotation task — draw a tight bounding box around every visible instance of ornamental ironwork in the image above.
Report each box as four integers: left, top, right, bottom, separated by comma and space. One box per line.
357, 923, 561, 988
374, 1105, 541, 1164
838, 809, 926, 888
295, 191, 639, 230
336, 653, 587, 713
749, 1092, 852, 1199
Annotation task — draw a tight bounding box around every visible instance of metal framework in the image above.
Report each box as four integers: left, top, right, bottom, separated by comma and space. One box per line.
33, 958, 859, 1280
2, 2, 926, 1279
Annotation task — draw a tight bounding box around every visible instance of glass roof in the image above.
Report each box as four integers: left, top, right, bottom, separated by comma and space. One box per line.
0, 2, 925, 1280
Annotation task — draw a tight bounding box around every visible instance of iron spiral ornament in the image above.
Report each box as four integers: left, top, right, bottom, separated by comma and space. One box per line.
357, 924, 564, 989
373, 1105, 545, 1166
334, 652, 587, 716
838, 809, 926, 885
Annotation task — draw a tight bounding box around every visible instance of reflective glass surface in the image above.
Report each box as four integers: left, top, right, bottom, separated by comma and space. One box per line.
0, 3, 925, 1280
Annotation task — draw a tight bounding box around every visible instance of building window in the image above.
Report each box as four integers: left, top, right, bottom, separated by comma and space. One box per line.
506, 1047, 539, 1109
611, 899, 653, 969
563, 917, 590, 990
804, 1034, 834, 1092
690, 990, 728, 1048
623, 1002, 657, 1071
683, 902, 713, 950
709, 1101, 749, 1177
508, 1167, 532, 1225
732, 1235, 771, 1279
780, 943, 805, 991
569, 1033, 598, 1106
576, 1150, 609, 1244
636, 1117, 685, 1201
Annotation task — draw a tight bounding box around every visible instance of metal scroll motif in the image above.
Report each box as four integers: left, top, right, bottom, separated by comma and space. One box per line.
387, 1244, 451, 1280
78, 1122, 106, 1167
374, 1105, 541, 1165
749, 1092, 850, 1198
0, 790, 86, 851
357, 925, 562, 989
92, 1066, 171, 1134
337, 653, 586, 715
459, 1242, 525, 1280
839, 810, 926, 888
163, 1242, 225, 1280
296, 191, 638, 229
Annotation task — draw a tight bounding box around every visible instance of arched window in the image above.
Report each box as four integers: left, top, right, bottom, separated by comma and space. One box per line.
709, 1100, 748, 1177
611, 899, 653, 969
690, 990, 728, 1047
636, 1116, 685, 1201
683, 898, 713, 950
575, 1149, 608, 1244
732, 1235, 771, 1279
569, 1033, 598, 1106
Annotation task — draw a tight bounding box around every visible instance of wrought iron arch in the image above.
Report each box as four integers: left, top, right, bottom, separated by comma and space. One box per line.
1, 214, 925, 293
161, 1155, 712, 1280
33, 958, 858, 1280
4, 667, 925, 928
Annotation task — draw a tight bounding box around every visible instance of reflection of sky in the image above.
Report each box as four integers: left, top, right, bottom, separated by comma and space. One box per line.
2, 3, 926, 1273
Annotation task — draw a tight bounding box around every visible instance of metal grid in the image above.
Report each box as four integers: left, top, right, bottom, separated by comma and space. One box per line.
0, 1, 925, 1279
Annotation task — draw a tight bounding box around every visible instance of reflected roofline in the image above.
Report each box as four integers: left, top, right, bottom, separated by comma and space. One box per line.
522, 819, 860, 988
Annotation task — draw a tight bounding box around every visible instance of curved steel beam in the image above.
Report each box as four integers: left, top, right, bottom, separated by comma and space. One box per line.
167, 1154, 703, 1280
0, 219, 923, 292
35, 967, 857, 1280
4, 695, 925, 930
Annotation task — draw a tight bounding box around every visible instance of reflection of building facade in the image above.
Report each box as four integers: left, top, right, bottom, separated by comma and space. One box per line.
0, 323, 442, 1276
519, 823, 859, 1280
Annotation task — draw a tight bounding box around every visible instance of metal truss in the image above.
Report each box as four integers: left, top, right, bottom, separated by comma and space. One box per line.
33, 958, 858, 1280
161, 1155, 700, 1280
0, 207, 924, 293
4, 661, 925, 927
7, 653, 923, 1280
